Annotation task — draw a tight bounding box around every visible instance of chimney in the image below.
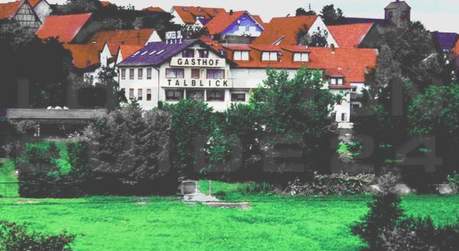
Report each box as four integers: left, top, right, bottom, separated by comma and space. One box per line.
229, 10, 234, 15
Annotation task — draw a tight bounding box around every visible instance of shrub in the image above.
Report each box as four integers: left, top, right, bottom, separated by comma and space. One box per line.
285, 173, 375, 196
352, 192, 459, 251
242, 182, 275, 194
0, 221, 75, 251
448, 172, 459, 189
16, 141, 90, 197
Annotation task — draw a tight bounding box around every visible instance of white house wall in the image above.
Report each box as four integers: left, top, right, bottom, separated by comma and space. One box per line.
308, 17, 339, 48
33, 1, 52, 23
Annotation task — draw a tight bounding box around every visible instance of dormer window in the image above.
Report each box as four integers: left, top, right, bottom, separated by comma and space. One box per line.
182, 49, 195, 58
234, 51, 249, 61
261, 51, 278, 61
198, 49, 209, 58
330, 77, 344, 85
293, 52, 309, 62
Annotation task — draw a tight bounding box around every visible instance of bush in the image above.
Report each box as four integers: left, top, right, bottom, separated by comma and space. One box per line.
352, 192, 459, 251
448, 172, 459, 189
284, 173, 375, 196
16, 141, 90, 197
0, 221, 75, 251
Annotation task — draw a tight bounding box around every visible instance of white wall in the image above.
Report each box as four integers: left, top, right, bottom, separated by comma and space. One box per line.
308, 17, 339, 48
119, 67, 160, 111
34, 1, 52, 23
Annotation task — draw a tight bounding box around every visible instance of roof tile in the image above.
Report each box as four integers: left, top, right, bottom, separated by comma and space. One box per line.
253, 15, 318, 46
328, 23, 374, 48
36, 13, 92, 43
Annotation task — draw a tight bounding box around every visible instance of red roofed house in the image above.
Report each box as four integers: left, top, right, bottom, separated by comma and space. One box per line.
253, 15, 338, 48
36, 13, 92, 43
328, 23, 376, 48
117, 37, 376, 127
82, 28, 162, 84
204, 10, 264, 43
27, 0, 52, 23
0, 0, 41, 30
171, 6, 226, 30
143, 6, 165, 13
225, 44, 376, 126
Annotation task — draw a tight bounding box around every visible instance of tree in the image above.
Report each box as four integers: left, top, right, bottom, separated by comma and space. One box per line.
251, 68, 338, 172
0, 20, 72, 108
97, 67, 126, 110
84, 101, 172, 193
408, 84, 459, 175
163, 100, 214, 179
320, 4, 344, 25
296, 6, 316, 16
382, 22, 448, 89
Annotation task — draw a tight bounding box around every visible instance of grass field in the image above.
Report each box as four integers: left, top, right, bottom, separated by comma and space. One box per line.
0, 180, 458, 251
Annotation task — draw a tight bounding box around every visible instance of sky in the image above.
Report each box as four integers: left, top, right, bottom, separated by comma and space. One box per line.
3, 0, 459, 32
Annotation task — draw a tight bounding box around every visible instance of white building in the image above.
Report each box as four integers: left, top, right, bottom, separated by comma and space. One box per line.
29, 0, 52, 23
117, 38, 377, 127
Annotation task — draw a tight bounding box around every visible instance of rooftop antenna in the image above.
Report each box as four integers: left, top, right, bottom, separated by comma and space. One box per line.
308, 3, 312, 11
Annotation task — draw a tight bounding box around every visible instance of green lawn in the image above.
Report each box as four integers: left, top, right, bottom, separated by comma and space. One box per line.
0, 181, 457, 251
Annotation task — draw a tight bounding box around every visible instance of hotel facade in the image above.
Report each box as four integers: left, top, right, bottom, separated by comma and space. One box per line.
118, 38, 377, 128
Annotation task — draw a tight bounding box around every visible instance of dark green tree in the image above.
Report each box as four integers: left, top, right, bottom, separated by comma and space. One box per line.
296, 7, 316, 16
251, 68, 338, 172
320, 4, 344, 25
163, 100, 214, 179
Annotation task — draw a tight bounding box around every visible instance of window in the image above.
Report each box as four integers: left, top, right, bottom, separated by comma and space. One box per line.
234, 51, 249, 61
147, 68, 152, 80
182, 49, 195, 58
386, 11, 393, 20
191, 69, 200, 79
206, 69, 225, 79
198, 49, 209, 58
187, 90, 204, 101
330, 77, 344, 85
146, 89, 152, 101
207, 90, 225, 101
129, 69, 134, 80
121, 69, 126, 80
138, 69, 143, 80
341, 113, 347, 122
231, 93, 246, 102
261, 51, 278, 61
137, 89, 143, 100
293, 53, 309, 62
166, 68, 185, 78
129, 88, 134, 100
166, 89, 184, 101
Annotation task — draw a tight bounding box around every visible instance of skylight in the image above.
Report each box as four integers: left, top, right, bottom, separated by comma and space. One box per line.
156, 49, 166, 55
149, 50, 157, 55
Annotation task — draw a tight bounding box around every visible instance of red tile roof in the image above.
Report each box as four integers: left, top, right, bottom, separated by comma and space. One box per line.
143, 6, 165, 13
88, 28, 156, 55
205, 11, 245, 35
205, 11, 264, 35
328, 23, 374, 48
27, 0, 42, 8
63, 43, 100, 69
253, 15, 318, 46
172, 6, 225, 25
36, 13, 92, 43
454, 39, 459, 56
118, 45, 143, 61
223, 45, 377, 88
0, 1, 21, 20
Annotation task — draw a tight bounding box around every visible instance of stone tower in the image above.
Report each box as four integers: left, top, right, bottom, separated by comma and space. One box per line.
384, 0, 411, 28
